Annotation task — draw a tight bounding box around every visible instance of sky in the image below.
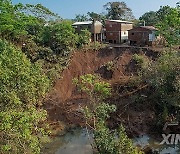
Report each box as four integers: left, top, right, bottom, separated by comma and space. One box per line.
12, 0, 178, 19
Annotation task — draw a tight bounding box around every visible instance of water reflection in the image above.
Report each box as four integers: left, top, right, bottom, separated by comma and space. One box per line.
42, 128, 180, 154
133, 135, 180, 154
42, 128, 93, 154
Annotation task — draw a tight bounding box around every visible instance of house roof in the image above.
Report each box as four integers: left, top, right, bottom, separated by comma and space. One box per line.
72, 21, 102, 26
128, 26, 157, 32
106, 20, 133, 24
140, 26, 157, 31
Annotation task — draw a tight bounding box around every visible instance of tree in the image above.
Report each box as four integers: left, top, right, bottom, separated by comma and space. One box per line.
16, 3, 60, 21
139, 11, 158, 26
156, 7, 180, 47
41, 21, 78, 57
104, 1, 135, 20
74, 14, 89, 22
177, 1, 180, 7
73, 74, 143, 154
87, 12, 102, 21
77, 29, 91, 48
141, 51, 180, 107
0, 39, 50, 153
156, 6, 171, 21
0, 0, 30, 41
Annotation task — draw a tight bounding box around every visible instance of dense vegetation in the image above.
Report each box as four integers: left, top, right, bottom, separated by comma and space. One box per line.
0, 0, 179, 153
0, 40, 50, 153
73, 74, 143, 154
0, 0, 90, 153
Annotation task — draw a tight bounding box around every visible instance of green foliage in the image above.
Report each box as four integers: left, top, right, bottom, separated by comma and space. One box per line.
94, 121, 143, 154
19, 3, 60, 21
0, 40, 50, 106
30, 21, 79, 81
0, 40, 50, 153
87, 12, 106, 23
74, 12, 106, 24
141, 51, 180, 107
83, 42, 107, 51
73, 74, 111, 101
41, 21, 78, 56
87, 12, 101, 21
77, 29, 91, 48
156, 6, 171, 21
156, 7, 180, 47
74, 14, 89, 22
139, 11, 158, 26
105, 61, 115, 71
0, 1, 76, 83
73, 74, 143, 154
94, 121, 118, 154
132, 54, 149, 69
118, 125, 143, 154
0, 0, 29, 40
103, 1, 135, 20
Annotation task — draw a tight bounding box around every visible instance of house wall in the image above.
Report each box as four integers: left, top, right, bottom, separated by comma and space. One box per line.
128, 27, 154, 46
74, 24, 91, 33
105, 21, 133, 44
73, 22, 104, 42
91, 23, 103, 34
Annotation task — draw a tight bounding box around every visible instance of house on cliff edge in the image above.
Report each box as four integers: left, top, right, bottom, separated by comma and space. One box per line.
72, 21, 105, 42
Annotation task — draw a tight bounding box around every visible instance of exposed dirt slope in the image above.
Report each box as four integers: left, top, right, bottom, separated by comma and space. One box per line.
45, 46, 158, 135
51, 47, 157, 102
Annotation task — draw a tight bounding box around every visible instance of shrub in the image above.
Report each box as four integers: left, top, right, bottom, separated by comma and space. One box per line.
77, 29, 91, 48
73, 74, 143, 154
0, 40, 50, 154
142, 51, 180, 107
132, 54, 149, 69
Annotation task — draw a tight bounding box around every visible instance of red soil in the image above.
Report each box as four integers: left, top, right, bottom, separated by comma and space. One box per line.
45, 46, 158, 135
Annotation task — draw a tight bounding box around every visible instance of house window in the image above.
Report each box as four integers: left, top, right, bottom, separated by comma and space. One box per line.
132, 32, 134, 35
124, 32, 126, 35
110, 33, 113, 36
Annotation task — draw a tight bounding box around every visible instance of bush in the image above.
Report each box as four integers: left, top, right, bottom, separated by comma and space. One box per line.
73, 74, 143, 154
77, 29, 91, 48
0, 40, 50, 154
142, 51, 180, 106
83, 42, 107, 51
132, 54, 149, 69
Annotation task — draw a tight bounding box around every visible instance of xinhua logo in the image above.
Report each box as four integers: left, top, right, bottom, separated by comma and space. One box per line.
160, 134, 180, 145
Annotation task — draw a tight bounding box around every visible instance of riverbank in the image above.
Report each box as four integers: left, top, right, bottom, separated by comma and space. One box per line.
42, 127, 180, 154
43, 47, 179, 153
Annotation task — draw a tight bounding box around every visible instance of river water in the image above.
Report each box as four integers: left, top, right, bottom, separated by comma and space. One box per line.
41, 127, 180, 154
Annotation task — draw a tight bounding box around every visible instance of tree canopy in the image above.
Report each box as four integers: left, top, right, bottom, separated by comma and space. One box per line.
156, 6, 180, 47
0, 39, 50, 153
139, 11, 158, 26
103, 1, 135, 20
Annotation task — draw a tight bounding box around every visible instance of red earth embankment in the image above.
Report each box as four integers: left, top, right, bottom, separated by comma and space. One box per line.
52, 47, 157, 101
45, 46, 158, 135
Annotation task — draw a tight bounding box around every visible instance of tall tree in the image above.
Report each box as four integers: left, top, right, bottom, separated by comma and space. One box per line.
17, 3, 60, 21
103, 1, 134, 20
139, 11, 158, 26
0, 39, 50, 154
74, 14, 89, 22
156, 6, 180, 47
177, 1, 180, 7
156, 6, 171, 21
87, 12, 101, 21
